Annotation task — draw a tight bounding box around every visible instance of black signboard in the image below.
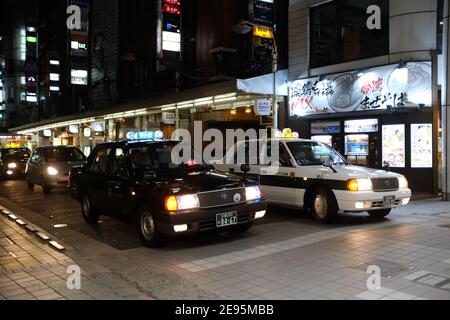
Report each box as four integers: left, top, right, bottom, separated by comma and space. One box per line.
254, 0, 274, 26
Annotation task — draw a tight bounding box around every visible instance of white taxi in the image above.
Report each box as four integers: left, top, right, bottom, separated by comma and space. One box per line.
214, 135, 411, 223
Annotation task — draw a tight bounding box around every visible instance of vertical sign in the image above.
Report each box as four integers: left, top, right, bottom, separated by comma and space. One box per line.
158, 0, 182, 58
70, 0, 89, 85
251, 0, 274, 65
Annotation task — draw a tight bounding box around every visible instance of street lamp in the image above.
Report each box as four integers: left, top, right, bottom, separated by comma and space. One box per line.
233, 20, 279, 130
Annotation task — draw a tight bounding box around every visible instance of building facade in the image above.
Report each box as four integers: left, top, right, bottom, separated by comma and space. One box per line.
287, 0, 443, 194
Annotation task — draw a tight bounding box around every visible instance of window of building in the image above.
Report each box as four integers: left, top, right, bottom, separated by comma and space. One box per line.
310, 0, 389, 68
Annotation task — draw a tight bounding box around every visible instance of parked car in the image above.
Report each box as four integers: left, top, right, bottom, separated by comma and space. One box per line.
214, 137, 412, 223
26, 146, 87, 194
69, 136, 267, 248
0, 148, 31, 178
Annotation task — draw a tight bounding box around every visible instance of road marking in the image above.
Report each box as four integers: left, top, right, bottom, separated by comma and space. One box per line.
178, 219, 422, 272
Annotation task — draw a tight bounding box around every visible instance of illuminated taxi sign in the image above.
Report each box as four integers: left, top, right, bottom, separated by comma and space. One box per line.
253, 26, 273, 39
274, 129, 300, 139
126, 131, 164, 141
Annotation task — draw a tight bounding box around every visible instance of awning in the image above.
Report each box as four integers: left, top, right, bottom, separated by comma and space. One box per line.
11, 72, 288, 134
237, 70, 288, 96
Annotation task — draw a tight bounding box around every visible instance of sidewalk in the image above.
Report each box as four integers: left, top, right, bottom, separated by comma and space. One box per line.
0, 212, 154, 300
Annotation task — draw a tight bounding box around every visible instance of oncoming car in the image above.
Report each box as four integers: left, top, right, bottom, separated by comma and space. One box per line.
26, 146, 87, 194
69, 134, 267, 248
214, 138, 412, 223
0, 148, 31, 178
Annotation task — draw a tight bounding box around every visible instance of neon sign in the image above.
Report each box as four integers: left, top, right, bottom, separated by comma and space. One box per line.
126, 131, 164, 141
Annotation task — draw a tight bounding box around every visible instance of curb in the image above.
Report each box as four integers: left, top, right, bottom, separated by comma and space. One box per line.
1, 207, 66, 253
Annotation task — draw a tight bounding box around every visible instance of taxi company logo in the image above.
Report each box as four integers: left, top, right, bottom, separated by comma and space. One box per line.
385, 180, 391, 187
220, 193, 229, 200
233, 193, 242, 203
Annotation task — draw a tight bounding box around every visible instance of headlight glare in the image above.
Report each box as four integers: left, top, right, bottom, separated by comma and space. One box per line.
165, 194, 200, 212
347, 179, 372, 192
47, 167, 58, 176
246, 186, 262, 202
398, 176, 409, 189
8, 163, 17, 169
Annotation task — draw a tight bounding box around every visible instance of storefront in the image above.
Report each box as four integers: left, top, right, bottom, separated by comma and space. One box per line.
288, 61, 438, 194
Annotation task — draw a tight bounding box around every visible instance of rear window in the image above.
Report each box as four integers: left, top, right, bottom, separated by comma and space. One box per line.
43, 148, 86, 162
1, 149, 31, 161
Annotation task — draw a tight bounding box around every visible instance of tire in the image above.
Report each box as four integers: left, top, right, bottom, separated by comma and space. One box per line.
81, 195, 100, 224
308, 187, 338, 224
232, 222, 253, 234
41, 176, 51, 194
27, 176, 34, 191
137, 206, 165, 248
368, 209, 392, 218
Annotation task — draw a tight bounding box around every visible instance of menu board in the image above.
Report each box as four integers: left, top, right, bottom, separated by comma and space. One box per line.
411, 124, 433, 168
345, 135, 369, 156
382, 125, 406, 168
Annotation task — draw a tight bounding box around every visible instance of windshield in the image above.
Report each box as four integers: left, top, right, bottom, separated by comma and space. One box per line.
43, 148, 86, 162
1, 149, 31, 161
128, 142, 206, 173
287, 142, 348, 166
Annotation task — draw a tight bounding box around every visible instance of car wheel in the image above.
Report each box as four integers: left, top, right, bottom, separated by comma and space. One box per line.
81, 195, 100, 224
368, 209, 392, 218
232, 222, 253, 234
309, 187, 338, 224
137, 207, 164, 248
41, 177, 51, 194
27, 176, 34, 191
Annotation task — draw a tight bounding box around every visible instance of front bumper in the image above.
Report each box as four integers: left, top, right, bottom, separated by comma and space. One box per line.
334, 189, 412, 212
158, 200, 267, 236
45, 175, 70, 188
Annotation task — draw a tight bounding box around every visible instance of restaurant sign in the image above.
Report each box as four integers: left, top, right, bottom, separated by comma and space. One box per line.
289, 62, 432, 117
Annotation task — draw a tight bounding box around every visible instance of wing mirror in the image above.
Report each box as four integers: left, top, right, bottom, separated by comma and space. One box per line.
241, 164, 251, 180
323, 160, 337, 173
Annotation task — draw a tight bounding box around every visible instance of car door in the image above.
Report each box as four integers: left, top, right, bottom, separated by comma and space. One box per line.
259, 142, 302, 206
107, 147, 135, 215
83, 146, 112, 212
28, 149, 43, 184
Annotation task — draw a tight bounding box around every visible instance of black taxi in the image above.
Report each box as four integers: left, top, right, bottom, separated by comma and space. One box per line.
69, 133, 266, 247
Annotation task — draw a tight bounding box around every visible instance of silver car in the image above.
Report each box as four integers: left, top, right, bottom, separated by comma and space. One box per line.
26, 146, 87, 194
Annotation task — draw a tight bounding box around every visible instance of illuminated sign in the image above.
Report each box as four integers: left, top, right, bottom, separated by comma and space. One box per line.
164, 0, 180, 5
311, 121, 341, 135
411, 124, 432, 168
162, 4, 181, 15
83, 128, 92, 137
344, 119, 379, 134
254, 99, 271, 116
253, 26, 273, 39
126, 131, 164, 141
92, 122, 105, 132
69, 125, 79, 134
71, 69, 88, 85
43, 129, 52, 137
289, 62, 432, 117
382, 125, 406, 168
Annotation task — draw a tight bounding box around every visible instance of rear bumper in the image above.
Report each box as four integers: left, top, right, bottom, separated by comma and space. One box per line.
158, 200, 267, 235
45, 175, 70, 188
334, 189, 412, 212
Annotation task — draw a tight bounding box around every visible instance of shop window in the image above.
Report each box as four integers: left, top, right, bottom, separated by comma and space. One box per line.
310, 0, 389, 68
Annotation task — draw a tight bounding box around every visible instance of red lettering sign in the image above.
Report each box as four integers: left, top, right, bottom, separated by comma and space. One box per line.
162, 4, 181, 15
164, 0, 181, 5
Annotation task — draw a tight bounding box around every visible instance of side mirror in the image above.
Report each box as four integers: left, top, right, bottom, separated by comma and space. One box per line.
383, 161, 391, 171
241, 164, 251, 181
323, 160, 337, 173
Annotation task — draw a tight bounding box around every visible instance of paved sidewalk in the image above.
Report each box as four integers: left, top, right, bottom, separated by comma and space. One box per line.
0, 212, 154, 300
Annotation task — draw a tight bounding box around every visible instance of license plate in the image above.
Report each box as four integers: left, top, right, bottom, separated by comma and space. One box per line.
216, 212, 238, 228
383, 196, 396, 207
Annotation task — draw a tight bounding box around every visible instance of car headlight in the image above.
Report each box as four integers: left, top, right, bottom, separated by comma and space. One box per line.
47, 167, 59, 176
398, 176, 409, 189
347, 179, 373, 192
246, 186, 262, 202
8, 163, 17, 169
165, 194, 200, 212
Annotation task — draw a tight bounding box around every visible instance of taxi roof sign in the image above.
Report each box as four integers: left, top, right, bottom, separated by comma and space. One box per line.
126, 131, 164, 141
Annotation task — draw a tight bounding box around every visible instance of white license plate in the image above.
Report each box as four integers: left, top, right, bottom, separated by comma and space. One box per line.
383, 196, 396, 207
216, 212, 238, 228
